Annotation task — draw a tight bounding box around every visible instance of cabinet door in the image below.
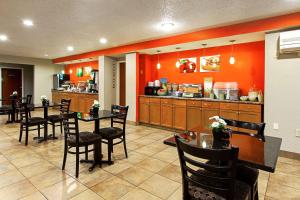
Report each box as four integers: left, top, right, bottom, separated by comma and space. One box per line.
187, 106, 202, 131
139, 103, 150, 123
84, 96, 96, 113
149, 103, 161, 126
161, 104, 173, 128
238, 111, 262, 134
220, 110, 239, 131
202, 108, 219, 132
173, 105, 186, 130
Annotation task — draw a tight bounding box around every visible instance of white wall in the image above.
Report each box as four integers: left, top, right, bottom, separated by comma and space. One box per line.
99, 56, 116, 110
125, 53, 137, 122
265, 32, 300, 153
0, 54, 63, 104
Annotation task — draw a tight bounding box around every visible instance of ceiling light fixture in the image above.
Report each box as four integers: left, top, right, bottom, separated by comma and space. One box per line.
161, 22, 175, 31
201, 44, 207, 66
67, 46, 74, 51
229, 40, 236, 65
175, 47, 181, 68
0, 34, 8, 41
69, 69, 73, 74
157, 50, 161, 70
23, 19, 34, 27
99, 38, 107, 44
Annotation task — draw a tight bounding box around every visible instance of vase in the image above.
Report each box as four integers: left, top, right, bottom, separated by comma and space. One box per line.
212, 128, 230, 141
42, 100, 49, 106
92, 107, 99, 116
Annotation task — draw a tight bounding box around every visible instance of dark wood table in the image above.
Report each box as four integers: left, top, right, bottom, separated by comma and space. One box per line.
32, 103, 62, 142
164, 131, 282, 173
77, 110, 125, 171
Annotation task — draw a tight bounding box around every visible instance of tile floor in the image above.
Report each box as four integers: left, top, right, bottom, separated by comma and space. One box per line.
0, 110, 299, 199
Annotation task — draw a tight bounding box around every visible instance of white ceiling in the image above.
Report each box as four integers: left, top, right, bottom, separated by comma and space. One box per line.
0, 0, 299, 59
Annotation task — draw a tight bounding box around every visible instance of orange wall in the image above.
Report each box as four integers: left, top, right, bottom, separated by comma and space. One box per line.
64, 61, 98, 84
140, 41, 265, 96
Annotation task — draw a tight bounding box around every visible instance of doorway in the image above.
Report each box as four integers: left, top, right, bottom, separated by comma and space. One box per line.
1, 68, 22, 104
119, 62, 126, 106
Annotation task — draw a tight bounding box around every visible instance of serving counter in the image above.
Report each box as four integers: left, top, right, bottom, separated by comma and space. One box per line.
52, 90, 98, 113
139, 95, 264, 133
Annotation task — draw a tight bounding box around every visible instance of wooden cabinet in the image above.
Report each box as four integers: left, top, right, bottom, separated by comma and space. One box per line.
187, 106, 202, 131
173, 100, 187, 130
161, 98, 173, 128
139, 97, 150, 123
149, 98, 161, 126
202, 108, 220, 131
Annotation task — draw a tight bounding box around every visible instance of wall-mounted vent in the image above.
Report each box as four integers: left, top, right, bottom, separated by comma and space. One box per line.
279, 30, 300, 54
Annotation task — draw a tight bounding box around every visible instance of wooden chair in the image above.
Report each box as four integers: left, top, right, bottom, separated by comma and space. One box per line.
19, 103, 47, 145
62, 112, 102, 178
16, 95, 33, 121
47, 99, 71, 138
99, 105, 129, 164
221, 118, 266, 200
175, 135, 251, 200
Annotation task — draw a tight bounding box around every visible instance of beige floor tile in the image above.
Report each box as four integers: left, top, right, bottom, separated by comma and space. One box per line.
137, 157, 169, 173
117, 166, 154, 186
20, 191, 47, 200
258, 175, 268, 195
0, 169, 25, 189
266, 182, 300, 199
119, 188, 161, 200
77, 168, 113, 188
103, 161, 133, 175
91, 176, 135, 200
29, 168, 70, 190
167, 186, 182, 200
10, 155, 43, 168
275, 161, 300, 177
126, 151, 148, 164
154, 149, 178, 163
0, 180, 38, 200
127, 141, 145, 150
0, 160, 16, 174
139, 174, 180, 199
158, 164, 182, 183
269, 171, 300, 190
71, 189, 104, 200
19, 160, 56, 178
135, 145, 164, 156
41, 177, 87, 200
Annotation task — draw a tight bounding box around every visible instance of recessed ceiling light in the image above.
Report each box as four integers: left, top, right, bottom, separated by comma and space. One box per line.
0, 34, 8, 41
99, 38, 107, 44
161, 22, 175, 31
67, 46, 74, 51
23, 19, 34, 27
44, 54, 49, 57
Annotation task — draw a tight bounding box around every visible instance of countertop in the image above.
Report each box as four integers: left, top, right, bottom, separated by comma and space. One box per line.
52, 90, 98, 95
139, 95, 264, 105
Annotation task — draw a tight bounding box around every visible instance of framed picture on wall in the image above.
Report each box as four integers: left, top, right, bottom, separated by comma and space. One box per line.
84, 66, 92, 76
76, 68, 83, 77
200, 55, 221, 72
178, 57, 197, 73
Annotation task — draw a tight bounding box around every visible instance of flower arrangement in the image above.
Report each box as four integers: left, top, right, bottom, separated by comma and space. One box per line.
40, 95, 49, 105
12, 91, 18, 96
92, 100, 100, 108
209, 116, 227, 131
91, 100, 100, 116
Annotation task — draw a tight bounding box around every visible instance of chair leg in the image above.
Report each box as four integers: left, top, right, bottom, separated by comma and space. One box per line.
62, 141, 68, 170
60, 121, 63, 134
75, 146, 79, 178
25, 126, 29, 146
37, 124, 40, 138
19, 124, 23, 142
108, 140, 112, 165
52, 123, 56, 138
254, 183, 259, 200
85, 146, 88, 160
123, 138, 128, 158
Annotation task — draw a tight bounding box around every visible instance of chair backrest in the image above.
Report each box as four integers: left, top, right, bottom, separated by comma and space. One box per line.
175, 135, 239, 200
19, 103, 30, 123
60, 99, 71, 114
221, 118, 266, 141
111, 105, 129, 131
25, 95, 32, 104
62, 112, 79, 145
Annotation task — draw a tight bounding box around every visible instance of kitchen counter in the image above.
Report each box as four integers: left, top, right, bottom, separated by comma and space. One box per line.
52, 89, 98, 95
139, 95, 264, 105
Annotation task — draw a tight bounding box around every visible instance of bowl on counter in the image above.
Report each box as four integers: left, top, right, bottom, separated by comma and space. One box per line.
240, 96, 248, 101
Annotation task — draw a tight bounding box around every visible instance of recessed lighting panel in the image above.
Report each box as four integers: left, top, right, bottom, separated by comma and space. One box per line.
0, 34, 8, 41
23, 19, 34, 26
67, 46, 74, 51
99, 38, 107, 44
161, 22, 175, 31
44, 54, 49, 57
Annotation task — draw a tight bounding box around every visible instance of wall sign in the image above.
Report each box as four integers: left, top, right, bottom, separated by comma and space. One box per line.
200, 55, 221, 72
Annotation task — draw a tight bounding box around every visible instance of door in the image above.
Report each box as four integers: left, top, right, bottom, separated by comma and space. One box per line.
2, 68, 22, 104
119, 62, 126, 106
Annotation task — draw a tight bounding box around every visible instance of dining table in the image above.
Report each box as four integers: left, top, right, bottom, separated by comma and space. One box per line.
164, 129, 282, 173
77, 110, 126, 171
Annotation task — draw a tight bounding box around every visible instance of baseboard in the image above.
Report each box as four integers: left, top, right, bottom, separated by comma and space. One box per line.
279, 150, 300, 161
126, 120, 138, 126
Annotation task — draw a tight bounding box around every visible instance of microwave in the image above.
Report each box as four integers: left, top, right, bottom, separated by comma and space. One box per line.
145, 86, 161, 96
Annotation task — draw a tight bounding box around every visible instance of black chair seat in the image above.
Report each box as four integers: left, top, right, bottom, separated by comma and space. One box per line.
21, 117, 47, 125
67, 132, 102, 146
99, 127, 123, 139
189, 180, 250, 200
47, 114, 62, 122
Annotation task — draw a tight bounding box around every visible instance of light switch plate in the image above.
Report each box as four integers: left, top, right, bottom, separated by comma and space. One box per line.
273, 123, 279, 130
296, 129, 300, 137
